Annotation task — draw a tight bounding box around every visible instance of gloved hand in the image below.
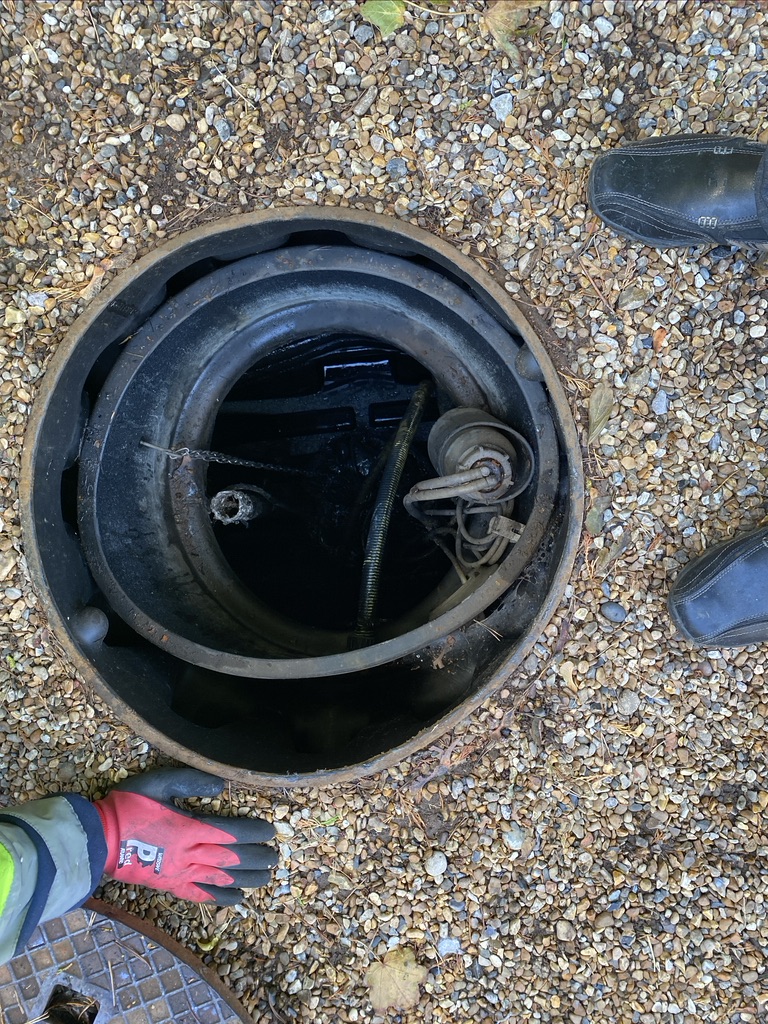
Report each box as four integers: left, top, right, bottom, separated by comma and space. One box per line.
93, 767, 277, 905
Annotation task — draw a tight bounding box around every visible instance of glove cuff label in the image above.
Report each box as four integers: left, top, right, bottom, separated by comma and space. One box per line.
118, 838, 165, 875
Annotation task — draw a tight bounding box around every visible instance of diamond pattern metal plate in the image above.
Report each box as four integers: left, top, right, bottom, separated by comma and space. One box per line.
0, 899, 251, 1023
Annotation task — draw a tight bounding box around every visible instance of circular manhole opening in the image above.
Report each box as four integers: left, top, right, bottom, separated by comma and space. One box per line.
22, 209, 582, 787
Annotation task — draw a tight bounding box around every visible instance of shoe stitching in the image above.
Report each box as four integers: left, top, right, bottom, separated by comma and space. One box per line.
595, 192, 723, 222
673, 542, 762, 597
696, 618, 768, 645
590, 215, 709, 246
594, 198, 714, 239
595, 191, 762, 228
595, 204, 764, 243
615, 141, 765, 156
593, 194, 716, 227
594, 215, 710, 244
613, 147, 764, 158
673, 540, 768, 607
596, 207, 711, 237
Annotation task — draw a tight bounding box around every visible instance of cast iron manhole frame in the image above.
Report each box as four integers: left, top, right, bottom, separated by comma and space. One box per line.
21, 207, 583, 787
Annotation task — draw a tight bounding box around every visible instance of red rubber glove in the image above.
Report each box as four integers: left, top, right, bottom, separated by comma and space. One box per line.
93, 768, 277, 905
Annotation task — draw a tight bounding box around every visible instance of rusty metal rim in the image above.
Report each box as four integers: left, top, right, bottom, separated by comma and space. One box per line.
20, 206, 584, 788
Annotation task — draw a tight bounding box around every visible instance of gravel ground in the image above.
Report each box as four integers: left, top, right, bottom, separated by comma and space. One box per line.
2, 1, 768, 1021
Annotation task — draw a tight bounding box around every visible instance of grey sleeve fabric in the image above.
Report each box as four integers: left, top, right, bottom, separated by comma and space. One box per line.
0, 794, 107, 964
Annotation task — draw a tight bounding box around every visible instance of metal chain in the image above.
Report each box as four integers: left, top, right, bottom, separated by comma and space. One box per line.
140, 440, 286, 472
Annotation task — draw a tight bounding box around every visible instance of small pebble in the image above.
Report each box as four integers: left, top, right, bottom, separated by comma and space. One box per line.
353, 24, 374, 44
425, 851, 448, 878
214, 117, 232, 142
617, 689, 641, 716
437, 937, 462, 957
502, 823, 527, 850
594, 16, 614, 38
600, 601, 627, 623
651, 390, 670, 415
386, 157, 409, 179
490, 93, 515, 120
618, 285, 647, 310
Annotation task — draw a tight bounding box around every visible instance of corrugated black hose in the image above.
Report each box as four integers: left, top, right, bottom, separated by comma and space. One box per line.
350, 380, 432, 648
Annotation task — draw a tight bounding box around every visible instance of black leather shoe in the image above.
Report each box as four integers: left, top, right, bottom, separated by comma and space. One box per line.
589, 134, 768, 248
668, 527, 768, 647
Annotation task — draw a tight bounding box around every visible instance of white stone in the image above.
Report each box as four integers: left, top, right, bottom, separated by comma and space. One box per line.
502, 823, 527, 851
490, 93, 515, 120
617, 689, 641, 716
594, 16, 614, 38
425, 851, 448, 877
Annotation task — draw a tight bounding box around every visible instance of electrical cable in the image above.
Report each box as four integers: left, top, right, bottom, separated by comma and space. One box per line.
350, 380, 432, 648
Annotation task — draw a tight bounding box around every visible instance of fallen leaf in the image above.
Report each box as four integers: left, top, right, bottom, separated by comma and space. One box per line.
485, 0, 544, 61
360, 0, 406, 38
585, 495, 611, 537
587, 382, 614, 445
79, 259, 113, 302
364, 946, 427, 1011
594, 531, 629, 575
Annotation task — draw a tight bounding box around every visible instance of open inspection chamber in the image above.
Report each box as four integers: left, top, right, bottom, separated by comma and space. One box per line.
21, 208, 583, 787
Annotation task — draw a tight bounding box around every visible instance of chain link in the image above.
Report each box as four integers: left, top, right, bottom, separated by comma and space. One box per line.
140, 441, 282, 471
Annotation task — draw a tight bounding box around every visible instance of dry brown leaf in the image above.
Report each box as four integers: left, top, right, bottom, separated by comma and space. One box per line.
485, 0, 545, 60
364, 946, 427, 1012
79, 259, 114, 302
594, 530, 629, 575
587, 382, 614, 445
80, 266, 106, 301
585, 495, 611, 537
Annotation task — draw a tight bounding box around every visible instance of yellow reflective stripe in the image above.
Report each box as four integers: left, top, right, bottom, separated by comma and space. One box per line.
0, 843, 14, 918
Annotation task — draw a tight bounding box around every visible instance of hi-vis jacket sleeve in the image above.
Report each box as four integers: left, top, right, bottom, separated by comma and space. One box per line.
0, 795, 107, 964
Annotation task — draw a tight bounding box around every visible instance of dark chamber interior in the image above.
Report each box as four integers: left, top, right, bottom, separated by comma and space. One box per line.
208, 336, 446, 631
163, 333, 491, 763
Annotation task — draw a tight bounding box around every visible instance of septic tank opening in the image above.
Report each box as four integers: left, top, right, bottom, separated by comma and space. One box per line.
21, 208, 583, 787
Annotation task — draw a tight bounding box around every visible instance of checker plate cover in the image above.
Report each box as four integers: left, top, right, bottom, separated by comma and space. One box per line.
0, 900, 251, 1023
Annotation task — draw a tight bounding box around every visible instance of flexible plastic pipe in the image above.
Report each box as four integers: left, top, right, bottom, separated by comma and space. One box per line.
351, 380, 432, 647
